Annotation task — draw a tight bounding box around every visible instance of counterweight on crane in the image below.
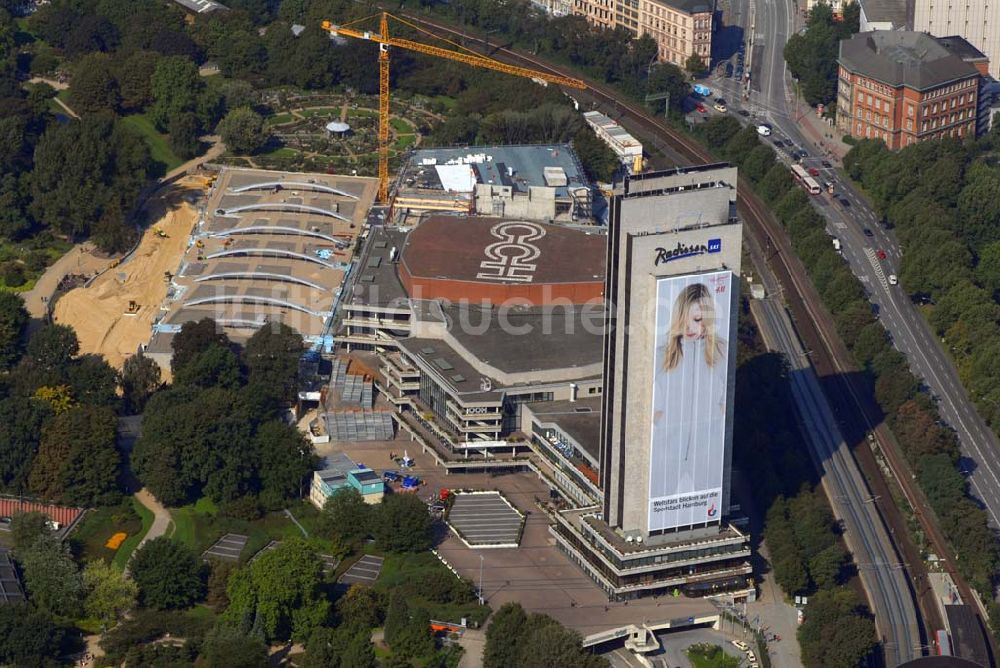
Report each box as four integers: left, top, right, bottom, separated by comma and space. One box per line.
321, 12, 586, 202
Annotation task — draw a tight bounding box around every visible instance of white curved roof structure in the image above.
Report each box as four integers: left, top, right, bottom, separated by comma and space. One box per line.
183, 294, 325, 318
194, 272, 327, 292
206, 247, 339, 270
228, 181, 359, 199
210, 226, 348, 245
216, 203, 352, 222
326, 121, 350, 133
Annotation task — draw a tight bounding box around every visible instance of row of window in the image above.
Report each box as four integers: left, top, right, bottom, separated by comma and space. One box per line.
854, 89, 975, 120
642, 0, 692, 26
924, 77, 976, 99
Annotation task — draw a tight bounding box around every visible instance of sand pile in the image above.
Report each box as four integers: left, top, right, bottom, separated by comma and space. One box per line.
54, 193, 199, 369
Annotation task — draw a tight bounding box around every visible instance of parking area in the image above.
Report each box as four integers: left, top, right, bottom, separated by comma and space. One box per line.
339, 554, 384, 586
202, 533, 248, 562
448, 492, 523, 547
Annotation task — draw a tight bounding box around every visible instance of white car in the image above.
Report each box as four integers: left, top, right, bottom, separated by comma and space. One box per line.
888, 274, 898, 285
730, 639, 750, 651
756, 124, 771, 136
747, 650, 757, 663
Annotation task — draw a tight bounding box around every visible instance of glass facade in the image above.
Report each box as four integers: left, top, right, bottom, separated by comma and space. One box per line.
502, 391, 554, 434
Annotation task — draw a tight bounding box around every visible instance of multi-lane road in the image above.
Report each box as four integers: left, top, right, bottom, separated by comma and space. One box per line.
708, 0, 1000, 529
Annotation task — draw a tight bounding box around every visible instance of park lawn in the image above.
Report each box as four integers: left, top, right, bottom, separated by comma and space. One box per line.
421, 95, 456, 111
168, 497, 325, 561
686, 645, 740, 668
111, 498, 154, 571
258, 146, 300, 160
299, 107, 341, 119
70, 498, 148, 565
120, 114, 184, 175
394, 134, 418, 151
390, 117, 413, 134
266, 112, 294, 126
374, 551, 490, 626
0, 237, 71, 292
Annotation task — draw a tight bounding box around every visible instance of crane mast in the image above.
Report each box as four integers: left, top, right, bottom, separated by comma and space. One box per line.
322, 12, 586, 203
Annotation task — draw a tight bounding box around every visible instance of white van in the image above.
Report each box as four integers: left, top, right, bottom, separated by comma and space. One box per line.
888, 274, 898, 285
756, 124, 772, 136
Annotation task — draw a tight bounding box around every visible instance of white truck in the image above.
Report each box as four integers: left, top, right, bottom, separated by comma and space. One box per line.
832, 237, 841, 253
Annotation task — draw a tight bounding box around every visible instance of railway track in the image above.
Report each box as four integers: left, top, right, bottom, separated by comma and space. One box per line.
388, 12, 1000, 662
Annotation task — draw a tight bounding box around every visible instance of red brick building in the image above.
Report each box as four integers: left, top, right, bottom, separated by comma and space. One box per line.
836, 32, 987, 150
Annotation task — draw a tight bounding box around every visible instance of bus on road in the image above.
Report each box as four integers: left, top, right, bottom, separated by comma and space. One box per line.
791, 164, 821, 195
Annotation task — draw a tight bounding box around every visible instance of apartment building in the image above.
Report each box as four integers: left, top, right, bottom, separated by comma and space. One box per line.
836, 31, 984, 149
573, 0, 616, 29
914, 0, 1000, 77
572, 0, 714, 66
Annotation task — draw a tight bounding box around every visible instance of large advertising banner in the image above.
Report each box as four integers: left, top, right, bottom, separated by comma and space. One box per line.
648, 270, 733, 532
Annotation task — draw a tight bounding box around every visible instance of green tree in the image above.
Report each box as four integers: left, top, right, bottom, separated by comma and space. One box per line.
17, 534, 83, 619
243, 323, 303, 404
702, 115, 741, 149
976, 240, 1000, 297
82, 560, 138, 627
130, 537, 205, 610
116, 49, 160, 111
24, 323, 78, 375
28, 405, 121, 506
70, 53, 120, 114
741, 143, 776, 183
224, 538, 329, 642
484, 602, 528, 668
336, 584, 382, 631
304, 626, 351, 668
201, 624, 268, 668
10, 511, 50, 551
0, 292, 26, 370
798, 587, 876, 668
572, 127, 620, 182
373, 493, 433, 553
685, 53, 706, 77
383, 590, 408, 647
217, 107, 267, 155
0, 603, 66, 666
68, 354, 120, 407
255, 421, 315, 510
150, 55, 204, 130
0, 398, 49, 492
724, 124, 762, 164
644, 63, 689, 116
323, 488, 371, 544
171, 318, 230, 376
30, 114, 149, 249
483, 602, 606, 668
340, 629, 377, 668
121, 351, 162, 414
808, 543, 847, 589
517, 622, 606, 668
168, 111, 201, 160
174, 344, 242, 389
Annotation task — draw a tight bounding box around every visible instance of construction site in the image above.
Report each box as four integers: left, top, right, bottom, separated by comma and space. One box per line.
143, 167, 379, 370
52, 177, 204, 369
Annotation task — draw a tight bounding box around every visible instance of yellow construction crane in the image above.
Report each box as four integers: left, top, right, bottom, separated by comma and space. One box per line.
321, 12, 586, 202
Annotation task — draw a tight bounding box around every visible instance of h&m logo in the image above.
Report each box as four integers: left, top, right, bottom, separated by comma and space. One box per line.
654, 238, 722, 265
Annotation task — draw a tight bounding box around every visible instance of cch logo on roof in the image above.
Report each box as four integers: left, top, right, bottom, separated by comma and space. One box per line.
654, 238, 722, 266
